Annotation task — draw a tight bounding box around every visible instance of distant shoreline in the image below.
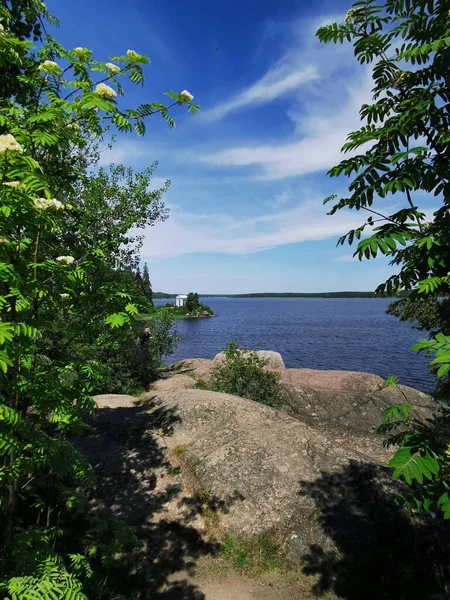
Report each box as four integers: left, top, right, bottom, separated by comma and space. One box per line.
153, 291, 408, 299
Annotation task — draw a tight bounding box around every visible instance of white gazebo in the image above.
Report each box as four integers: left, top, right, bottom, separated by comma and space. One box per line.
175, 294, 188, 307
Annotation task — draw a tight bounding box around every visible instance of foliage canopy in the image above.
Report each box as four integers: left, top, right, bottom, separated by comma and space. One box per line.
318, 0, 450, 517
0, 2, 196, 596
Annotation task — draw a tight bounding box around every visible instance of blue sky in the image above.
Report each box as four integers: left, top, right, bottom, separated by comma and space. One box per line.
46, 0, 421, 293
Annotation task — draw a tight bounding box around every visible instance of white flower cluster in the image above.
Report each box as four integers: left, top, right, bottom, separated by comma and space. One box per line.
345, 8, 364, 24
56, 256, 75, 265
105, 62, 121, 74
67, 122, 81, 131
345, 9, 355, 22
127, 49, 140, 59
34, 197, 64, 211
3, 181, 20, 188
38, 60, 61, 73
180, 90, 194, 102
60, 293, 70, 299
392, 69, 412, 88
73, 47, 87, 56
95, 83, 117, 98
0, 134, 24, 154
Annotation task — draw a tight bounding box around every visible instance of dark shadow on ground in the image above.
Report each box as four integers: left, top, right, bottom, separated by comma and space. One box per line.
300, 460, 450, 600
73, 401, 222, 599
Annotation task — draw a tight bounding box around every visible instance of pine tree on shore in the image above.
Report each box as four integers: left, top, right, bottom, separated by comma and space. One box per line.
135, 265, 143, 287
142, 262, 153, 305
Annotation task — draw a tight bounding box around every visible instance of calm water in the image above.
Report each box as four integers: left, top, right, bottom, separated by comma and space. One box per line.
155, 297, 434, 393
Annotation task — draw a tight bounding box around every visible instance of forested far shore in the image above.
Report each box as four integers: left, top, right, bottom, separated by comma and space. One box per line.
153, 291, 411, 299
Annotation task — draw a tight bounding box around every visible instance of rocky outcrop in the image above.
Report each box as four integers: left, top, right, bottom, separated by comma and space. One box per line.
184, 308, 214, 319
284, 375, 432, 434
149, 374, 197, 393
142, 381, 445, 571
89, 384, 449, 597
163, 358, 214, 383
146, 388, 373, 551
149, 355, 439, 556
167, 358, 434, 437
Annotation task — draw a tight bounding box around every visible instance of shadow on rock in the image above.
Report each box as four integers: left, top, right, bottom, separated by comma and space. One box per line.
299, 460, 450, 599
141, 394, 182, 435
74, 402, 220, 599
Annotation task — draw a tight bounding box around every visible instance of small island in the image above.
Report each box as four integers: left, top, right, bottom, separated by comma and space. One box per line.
164, 292, 214, 319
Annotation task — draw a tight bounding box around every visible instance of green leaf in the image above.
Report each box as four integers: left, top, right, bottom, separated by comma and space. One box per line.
125, 303, 138, 315
104, 312, 129, 328
431, 353, 450, 365
437, 363, 450, 378
389, 447, 436, 486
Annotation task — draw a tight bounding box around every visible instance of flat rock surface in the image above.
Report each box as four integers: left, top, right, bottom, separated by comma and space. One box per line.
165, 359, 214, 382
93, 393, 139, 409
149, 374, 198, 393
281, 368, 384, 392
152, 388, 378, 543
284, 381, 434, 436
147, 387, 450, 598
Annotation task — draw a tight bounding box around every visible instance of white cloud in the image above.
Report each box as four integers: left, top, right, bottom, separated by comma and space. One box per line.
197, 71, 373, 181
265, 189, 293, 210
97, 141, 148, 166
200, 64, 319, 123
139, 198, 366, 260
197, 12, 357, 129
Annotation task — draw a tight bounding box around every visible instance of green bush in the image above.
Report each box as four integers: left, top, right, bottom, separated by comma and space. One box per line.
210, 341, 287, 409
88, 313, 178, 395
42, 307, 178, 395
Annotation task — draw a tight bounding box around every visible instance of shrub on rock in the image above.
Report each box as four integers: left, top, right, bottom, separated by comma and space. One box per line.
210, 341, 288, 409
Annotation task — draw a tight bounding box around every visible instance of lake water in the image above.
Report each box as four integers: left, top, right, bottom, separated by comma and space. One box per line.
154, 297, 434, 393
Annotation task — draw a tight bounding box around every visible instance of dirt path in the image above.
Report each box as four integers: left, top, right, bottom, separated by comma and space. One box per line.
74, 394, 333, 600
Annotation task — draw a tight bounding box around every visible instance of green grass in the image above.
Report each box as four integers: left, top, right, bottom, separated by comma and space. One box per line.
130, 386, 146, 397
199, 487, 212, 502
172, 445, 185, 459
196, 378, 209, 390
384, 375, 400, 387
221, 533, 291, 574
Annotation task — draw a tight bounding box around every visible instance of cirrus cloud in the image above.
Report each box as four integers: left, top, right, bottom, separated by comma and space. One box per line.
200, 64, 319, 123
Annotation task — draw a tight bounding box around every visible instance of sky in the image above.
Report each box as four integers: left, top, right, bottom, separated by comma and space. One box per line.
46, 0, 420, 293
